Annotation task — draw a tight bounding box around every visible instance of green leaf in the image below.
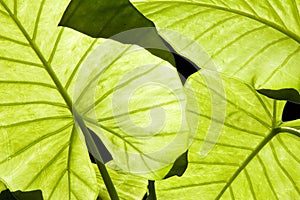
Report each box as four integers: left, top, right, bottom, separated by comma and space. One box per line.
60, 0, 153, 38
93, 164, 147, 200
258, 88, 300, 104
0, 188, 43, 200
0, 0, 99, 199
131, 0, 300, 101
59, 0, 175, 66
163, 151, 188, 179
154, 70, 300, 199
75, 39, 191, 179
0, 182, 6, 193
283, 119, 300, 129
0, 1, 189, 198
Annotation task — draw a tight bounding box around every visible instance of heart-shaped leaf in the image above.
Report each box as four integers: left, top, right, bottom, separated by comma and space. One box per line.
74, 39, 191, 179
0, 0, 190, 199
154, 70, 300, 199
131, 0, 300, 101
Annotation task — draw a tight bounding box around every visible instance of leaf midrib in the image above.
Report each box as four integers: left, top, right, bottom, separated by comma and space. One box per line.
136, 0, 300, 44
214, 100, 279, 199
214, 101, 300, 198
0, 3, 81, 198
0, 0, 74, 112
215, 129, 278, 199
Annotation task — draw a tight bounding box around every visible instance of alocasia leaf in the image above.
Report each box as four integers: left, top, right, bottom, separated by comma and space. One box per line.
131, 0, 300, 102
73, 39, 191, 179
93, 164, 147, 200
154, 70, 300, 199
0, 0, 190, 199
0, 0, 99, 199
59, 0, 175, 66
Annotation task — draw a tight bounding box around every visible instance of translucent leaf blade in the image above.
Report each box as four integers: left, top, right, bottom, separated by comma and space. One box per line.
131, 0, 300, 101
154, 70, 300, 199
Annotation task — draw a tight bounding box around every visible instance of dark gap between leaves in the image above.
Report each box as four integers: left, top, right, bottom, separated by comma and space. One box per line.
282, 101, 300, 122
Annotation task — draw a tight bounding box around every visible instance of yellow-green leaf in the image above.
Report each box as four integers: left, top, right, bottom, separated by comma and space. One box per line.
131, 0, 300, 101
154, 70, 300, 199
0, 0, 190, 199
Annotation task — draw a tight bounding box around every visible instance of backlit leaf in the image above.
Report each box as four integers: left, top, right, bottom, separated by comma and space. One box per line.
0, 0, 189, 199
154, 70, 300, 199
131, 0, 300, 101
60, 0, 175, 66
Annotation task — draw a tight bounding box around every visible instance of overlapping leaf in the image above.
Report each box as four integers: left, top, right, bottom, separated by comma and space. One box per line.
0, 0, 189, 199
131, 0, 300, 101
154, 70, 300, 199
74, 39, 190, 179
59, 0, 175, 66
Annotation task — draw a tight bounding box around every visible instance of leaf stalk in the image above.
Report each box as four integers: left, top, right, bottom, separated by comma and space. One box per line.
74, 109, 119, 200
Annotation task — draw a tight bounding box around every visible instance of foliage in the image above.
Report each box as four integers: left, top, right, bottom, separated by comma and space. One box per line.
132, 0, 300, 102
0, 0, 300, 199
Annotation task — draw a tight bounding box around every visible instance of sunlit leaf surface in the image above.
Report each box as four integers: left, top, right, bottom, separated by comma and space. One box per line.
154, 70, 300, 199
132, 0, 300, 101
0, 0, 189, 199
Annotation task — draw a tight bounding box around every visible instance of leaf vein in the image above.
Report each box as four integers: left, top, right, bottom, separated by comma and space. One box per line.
0, 56, 43, 68
259, 46, 300, 87
32, 0, 46, 40
48, 28, 64, 64
82, 60, 164, 115
229, 185, 235, 200
140, 1, 300, 43
164, 8, 214, 29
208, 25, 267, 60
290, 0, 300, 30
0, 101, 68, 108
0, 115, 72, 128
74, 45, 132, 105
0, 34, 29, 46
0, 80, 56, 89
269, 142, 300, 195
0, 122, 73, 165
191, 79, 271, 128
264, 0, 288, 30
158, 181, 226, 191
48, 169, 67, 200
24, 141, 70, 190
0, 0, 74, 111
232, 37, 289, 76
215, 130, 277, 199
277, 135, 300, 164
70, 169, 95, 191
195, 15, 240, 40
257, 155, 279, 200
245, 84, 272, 120
65, 39, 98, 90
244, 169, 257, 200
189, 110, 265, 137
